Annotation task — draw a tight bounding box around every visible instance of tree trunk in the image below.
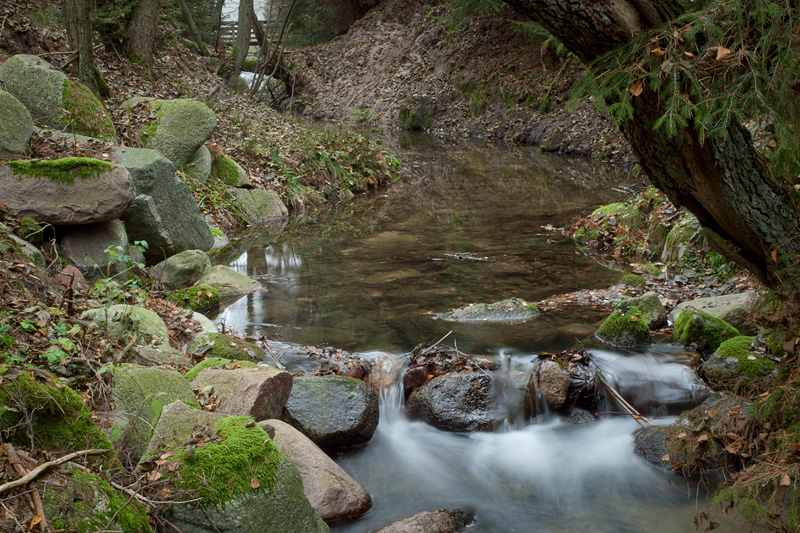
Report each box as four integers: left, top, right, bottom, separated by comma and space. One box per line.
62, 0, 97, 95
228, 0, 253, 88
177, 0, 210, 56
127, 0, 162, 65
504, 0, 800, 287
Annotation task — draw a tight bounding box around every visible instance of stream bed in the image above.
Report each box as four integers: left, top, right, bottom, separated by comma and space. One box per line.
214, 134, 753, 532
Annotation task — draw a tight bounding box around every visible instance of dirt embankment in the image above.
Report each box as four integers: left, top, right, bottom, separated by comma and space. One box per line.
293, 0, 631, 161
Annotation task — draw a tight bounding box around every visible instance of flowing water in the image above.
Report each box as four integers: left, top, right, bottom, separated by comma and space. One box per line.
215, 134, 755, 532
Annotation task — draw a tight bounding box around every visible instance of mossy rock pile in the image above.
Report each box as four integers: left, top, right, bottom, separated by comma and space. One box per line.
673, 307, 739, 353
595, 304, 652, 347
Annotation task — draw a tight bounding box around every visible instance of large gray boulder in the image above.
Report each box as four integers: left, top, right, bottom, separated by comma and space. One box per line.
230, 189, 288, 223
0, 54, 116, 141
150, 249, 210, 291
141, 99, 217, 167
668, 291, 758, 335
142, 401, 329, 533
0, 90, 32, 159
375, 509, 475, 533
406, 370, 516, 432
114, 147, 214, 260
191, 366, 293, 421
60, 219, 129, 284
0, 159, 133, 225
110, 366, 197, 465
196, 265, 261, 299
282, 376, 379, 449
260, 419, 372, 522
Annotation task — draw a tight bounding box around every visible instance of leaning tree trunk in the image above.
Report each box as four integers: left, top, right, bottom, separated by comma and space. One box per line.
127, 0, 162, 65
228, 0, 253, 88
504, 0, 800, 287
177, 0, 210, 56
63, 0, 98, 95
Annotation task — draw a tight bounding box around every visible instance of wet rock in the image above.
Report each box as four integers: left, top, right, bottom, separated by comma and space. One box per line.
283, 375, 379, 449
633, 427, 675, 472
623, 292, 667, 329
406, 370, 516, 432
403, 366, 428, 392
595, 304, 652, 347
673, 307, 739, 354
566, 406, 596, 425
436, 297, 538, 322
191, 366, 293, 421
260, 419, 372, 523
374, 508, 475, 533
668, 291, 758, 335
528, 360, 572, 410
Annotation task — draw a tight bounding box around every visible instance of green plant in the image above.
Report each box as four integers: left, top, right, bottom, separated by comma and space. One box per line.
89, 241, 150, 307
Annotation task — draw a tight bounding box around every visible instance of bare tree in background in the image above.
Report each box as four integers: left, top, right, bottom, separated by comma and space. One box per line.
127, 0, 162, 64
63, 0, 98, 94
228, 0, 253, 88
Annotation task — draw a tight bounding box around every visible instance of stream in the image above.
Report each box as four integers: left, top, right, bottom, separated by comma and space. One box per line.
213, 134, 751, 532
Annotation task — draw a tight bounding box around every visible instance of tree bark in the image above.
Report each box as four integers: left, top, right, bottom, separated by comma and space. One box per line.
177, 0, 210, 56
62, 0, 98, 95
127, 0, 162, 65
504, 0, 800, 286
228, 0, 253, 88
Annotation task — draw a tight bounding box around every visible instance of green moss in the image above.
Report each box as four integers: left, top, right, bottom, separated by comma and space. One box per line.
61, 79, 117, 141
761, 328, 786, 356
210, 227, 225, 238
596, 304, 652, 346
163, 416, 286, 506
715, 336, 775, 378
93, 66, 111, 99
18, 217, 44, 245
664, 214, 700, 253
0, 366, 113, 457
640, 263, 662, 276
8, 157, 112, 184
165, 285, 219, 311
590, 202, 625, 219
674, 308, 739, 353
215, 155, 242, 186
127, 52, 153, 81
184, 357, 258, 382
620, 273, 646, 287
46, 470, 151, 532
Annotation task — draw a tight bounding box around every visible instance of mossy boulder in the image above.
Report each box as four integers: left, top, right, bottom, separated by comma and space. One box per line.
196, 265, 261, 299
661, 214, 700, 264
229, 188, 289, 224
183, 144, 212, 183
0, 366, 113, 457
191, 365, 292, 421
142, 402, 328, 532
166, 285, 220, 311
668, 291, 758, 335
44, 468, 152, 532
620, 273, 646, 287
595, 304, 652, 347
0, 55, 116, 141
114, 146, 214, 261
214, 154, 252, 188
702, 336, 775, 388
151, 249, 211, 291
283, 376, 379, 449
111, 366, 198, 465
81, 304, 170, 344
0, 158, 133, 225
437, 297, 539, 322
0, 89, 32, 159
185, 332, 262, 361
184, 357, 259, 382
673, 307, 739, 354
623, 292, 667, 329
137, 99, 218, 167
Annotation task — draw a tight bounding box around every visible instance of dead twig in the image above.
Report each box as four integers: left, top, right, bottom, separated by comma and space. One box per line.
0, 446, 109, 496
263, 343, 285, 370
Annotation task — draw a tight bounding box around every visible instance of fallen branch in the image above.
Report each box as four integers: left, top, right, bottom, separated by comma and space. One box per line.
263, 343, 285, 370
0, 447, 109, 496
587, 356, 656, 428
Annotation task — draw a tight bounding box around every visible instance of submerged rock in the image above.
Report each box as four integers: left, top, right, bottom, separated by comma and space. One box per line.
437, 297, 538, 322
374, 508, 475, 533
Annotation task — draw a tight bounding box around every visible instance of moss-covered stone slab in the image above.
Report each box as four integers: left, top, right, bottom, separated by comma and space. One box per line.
668, 291, 759, 335
214, 154, 252, 188
166, 285, 220, 312
81, 304, 170, 344
0, 366, 113, 456
111, 366, 198, 465
44, 468, 152, 532
196, 265, 261, 299
185, 332, 261, 361
192, 366, 292, 421
595, 304, 652, 347
60, 219, 129, 284
0, 90, 32, 159
283, 376, 379, 449
138, 99, 217, 167
0, 55, 116, 141
184, 357, 259, 382
260, 419, 371, 523
702, 336, 775, 388
142, 402, 328, 533
673, 307, 739, 353
0, 159, 133, 225
229, 188, 289, 224
623, 292, 667, 329
436, 297, 539, 323
151, 249, 211, 291
114, 146, 214, 261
